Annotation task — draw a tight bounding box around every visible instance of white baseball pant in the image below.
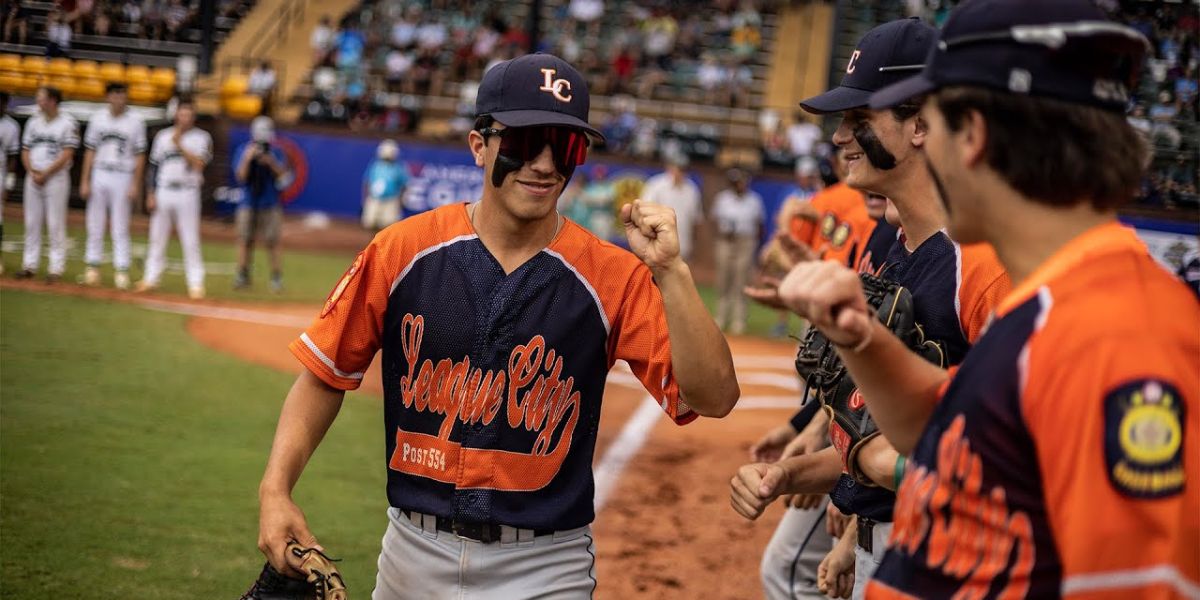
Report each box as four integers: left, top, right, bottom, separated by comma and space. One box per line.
84, 169, 134, 271
760, 497, 834, 599
22, 172, 71, 274
851, 521, 890, 600
373, 508, 597, 599
143, 185, 204, 288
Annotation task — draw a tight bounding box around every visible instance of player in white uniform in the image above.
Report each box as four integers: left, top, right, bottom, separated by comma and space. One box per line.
136, 99, 211, 299
0, 92, 22, 276
79, 83, 147, 289
18, 86, 79, 282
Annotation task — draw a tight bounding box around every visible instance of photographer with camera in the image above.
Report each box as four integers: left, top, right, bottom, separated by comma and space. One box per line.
233, 116, 292, 293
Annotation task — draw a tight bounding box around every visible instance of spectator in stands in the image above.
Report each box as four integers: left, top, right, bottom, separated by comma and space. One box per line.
601, 95, 639, 155
415, 14, 448, 52
142, 0, 164, 41
45, 11, 71, 57
92, 1, 113, 36
642, 153, 702, 262
335, 18, 366, 74
639, 8, 678, 98
311, 15, 334, 65
697, 53, 728, 106
390, 6, 419, 50
163, 0, 191, 41
1150, 90, 1182, 149
248, 61, 277, 114
3, 1, 29, 45
361, 139, 409, 231
568, 0, 604, 38
1128, 103, 1155, 149
787, 112, 821, 162
609, 45, 638, 95
118, 0, 140, 35
711, 168, 764, 335
730, 1, 762, 60
385, 47, 414, 93
726, 55, 754, 107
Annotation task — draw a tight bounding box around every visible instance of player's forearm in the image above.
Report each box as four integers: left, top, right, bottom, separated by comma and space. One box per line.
131, 155, 146, 191
838, 319, 947, 454
259, 370, 345, 499
779, 446, 842, 495
44, 148, 74, 176
20, 149, 32, 172
654, 260, 739, 417
856, 435, 901, 491
80, 149, 95, 184
235, 154, 252, 182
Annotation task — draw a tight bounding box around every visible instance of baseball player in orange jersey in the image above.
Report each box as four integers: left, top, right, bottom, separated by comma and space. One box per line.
255, 53, 740, 599
735, 17, 1010, 600
777, 0, 1198, 597
787, 151, 878, 269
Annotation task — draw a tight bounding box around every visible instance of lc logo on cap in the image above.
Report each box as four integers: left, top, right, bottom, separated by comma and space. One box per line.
539, 68, 573, 102
846, 50, 861, 74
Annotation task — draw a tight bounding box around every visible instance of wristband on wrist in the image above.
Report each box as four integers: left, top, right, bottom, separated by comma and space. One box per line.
894, 455, 907, 487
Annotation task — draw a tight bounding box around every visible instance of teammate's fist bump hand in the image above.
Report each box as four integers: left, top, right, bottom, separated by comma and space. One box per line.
622, 199, 682, 272
777, 261, 872, 349
729, 462, 787, 520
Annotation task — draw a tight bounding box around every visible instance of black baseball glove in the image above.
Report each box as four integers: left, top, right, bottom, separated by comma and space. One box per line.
795, 272, 946, 485
240, 543, 347, 600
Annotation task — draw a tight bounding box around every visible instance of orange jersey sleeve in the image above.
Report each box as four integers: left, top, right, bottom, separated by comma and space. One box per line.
1019, 261, 1200, 598
956, 242, 1011, 343
552, 225, 695, 425
289, 209, 472, 390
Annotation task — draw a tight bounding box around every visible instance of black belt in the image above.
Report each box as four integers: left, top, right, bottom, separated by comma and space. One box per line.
857, 515, 876, 553
162, 182, 196, 191
401, 510, 555, 544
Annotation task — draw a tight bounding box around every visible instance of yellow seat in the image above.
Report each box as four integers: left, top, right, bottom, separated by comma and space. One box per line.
0, 54, 20, 71
151, 68, 176, 93
98, 62, 125, 84
55, 76, 79, 97
127, 82, 157, 104
125, 64, 151, 85
224, 93, 262, 119
73, 60, 99, 78
220, 75, 248, 99
22, 56, 49, 76
0, 71, 21, 93
48, 58, 73, 77
76, 77, 106, 100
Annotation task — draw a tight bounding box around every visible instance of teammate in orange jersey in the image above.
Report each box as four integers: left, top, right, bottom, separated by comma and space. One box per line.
734, 17, 1010, 600
774, 0, 1199, 597
254, 54, 740, 597
789, 151, 879, 269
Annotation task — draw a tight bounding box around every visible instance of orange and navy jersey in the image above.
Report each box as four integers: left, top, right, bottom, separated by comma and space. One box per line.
290, 203, 693, 531
850, 217, 899, 273
789, 182, 877, 267
870, 222, 1200, 599
832, 230, 1012, 521
879, 231, 1010, 365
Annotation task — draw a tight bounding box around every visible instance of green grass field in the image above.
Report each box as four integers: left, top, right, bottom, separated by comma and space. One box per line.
0, 289, 386, 598
1, 219, 792, 338
0, 216, 794, 597
1, 221, 358, 305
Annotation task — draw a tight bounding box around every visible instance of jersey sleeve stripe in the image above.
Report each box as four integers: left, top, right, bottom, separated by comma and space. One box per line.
1061, 565, 1200, 599
952, 237, 966, 338
388, 233, 479, 296
298, 332, 365, 380
542, 248, 611, 335
1017, 286, 1054, 398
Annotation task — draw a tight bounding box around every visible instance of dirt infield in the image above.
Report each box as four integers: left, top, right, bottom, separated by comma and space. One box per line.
189, 301, 799, 599
3, 278, 801, 598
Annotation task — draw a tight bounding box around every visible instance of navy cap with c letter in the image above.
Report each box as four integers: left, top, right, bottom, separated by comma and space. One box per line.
800, 17, 938, 114
475, 53, 605, 142
869, 0, 1149, 112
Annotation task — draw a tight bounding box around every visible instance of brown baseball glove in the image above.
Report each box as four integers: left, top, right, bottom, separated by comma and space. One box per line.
240, 543, 347, 600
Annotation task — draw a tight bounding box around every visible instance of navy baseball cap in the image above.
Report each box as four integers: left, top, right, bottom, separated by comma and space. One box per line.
800, 18, 937, 114
475, 53, 605, 142
870, 0, 1149, 112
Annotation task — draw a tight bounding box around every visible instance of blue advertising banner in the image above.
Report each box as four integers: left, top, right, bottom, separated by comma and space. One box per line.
227, 127, 796, 245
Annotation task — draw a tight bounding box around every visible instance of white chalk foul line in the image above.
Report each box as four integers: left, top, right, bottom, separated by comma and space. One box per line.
133, 298, 313, 328
592, 395, 664, 513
